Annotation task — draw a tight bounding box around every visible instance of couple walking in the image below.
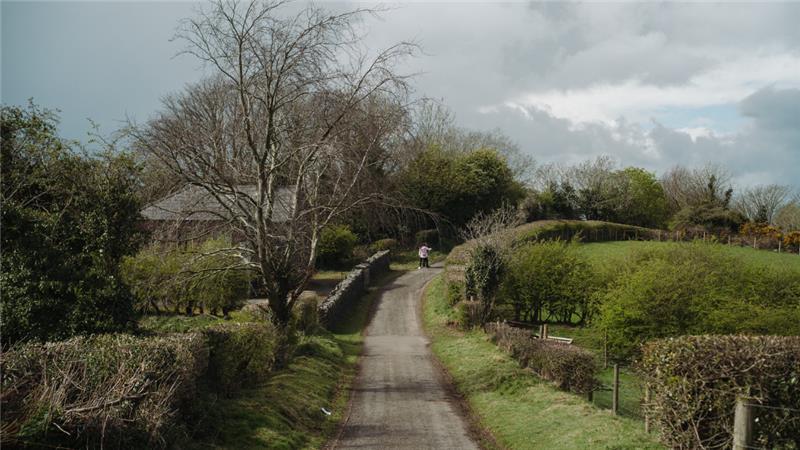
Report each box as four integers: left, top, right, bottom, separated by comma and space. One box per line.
418, 243, 432, 269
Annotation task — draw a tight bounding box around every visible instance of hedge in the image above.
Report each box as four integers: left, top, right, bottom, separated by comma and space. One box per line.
202, 321, 281, 395
640, 335, 800, 449
486, 322, 598, 394
1, 320, 283, 447
444, 220, 656, 306
1, 333, 208, 448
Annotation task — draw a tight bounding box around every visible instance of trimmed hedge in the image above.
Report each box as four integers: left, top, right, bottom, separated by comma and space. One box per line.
202, 321, 281, 396
444, 220, 657, 306
1, 333, 207, 448
486, 322, 598, 394
640, 335, 800, 449
1, 320, 283, 447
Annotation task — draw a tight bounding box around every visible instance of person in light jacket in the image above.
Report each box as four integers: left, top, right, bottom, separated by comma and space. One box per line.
418, 243, 432, 269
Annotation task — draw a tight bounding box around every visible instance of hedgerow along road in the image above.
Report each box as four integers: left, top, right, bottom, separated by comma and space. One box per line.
331, 264, 480, 449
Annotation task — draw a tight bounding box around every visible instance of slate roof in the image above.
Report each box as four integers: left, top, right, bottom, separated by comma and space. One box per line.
141, 185, 294, 222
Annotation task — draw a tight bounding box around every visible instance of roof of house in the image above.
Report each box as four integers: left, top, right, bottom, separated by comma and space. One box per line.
141, 185, 294, 222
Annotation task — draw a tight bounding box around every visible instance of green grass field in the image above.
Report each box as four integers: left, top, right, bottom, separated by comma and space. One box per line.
423, 275, 663, 449
575, 240, 800, 271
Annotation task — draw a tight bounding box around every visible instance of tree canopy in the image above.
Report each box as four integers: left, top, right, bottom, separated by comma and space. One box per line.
1, 103, 143, 345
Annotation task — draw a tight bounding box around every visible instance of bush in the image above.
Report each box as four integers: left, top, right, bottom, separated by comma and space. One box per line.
1, 104, 143, 347
486, 322, 597, 394
316, 225, 358, 269
296, 295, 320, 334
498, 240, 597, 324
455, 301, 482, 330
640, 335, 800, 449
415, 229, 438, 246
1, 333, 208, 448
186, 238, 253, 316
121, 244, 183, 314
464, 244, 505, 322
446, 276, 465, 306
202, 321, 281, 395
122, 238, 253, 316
370, 238, 398, 252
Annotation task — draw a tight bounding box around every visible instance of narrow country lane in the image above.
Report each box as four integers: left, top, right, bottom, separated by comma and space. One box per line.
332, 264, 480, 450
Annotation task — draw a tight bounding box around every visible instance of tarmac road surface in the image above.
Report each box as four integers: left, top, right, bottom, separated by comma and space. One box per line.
332, 264, 480, 450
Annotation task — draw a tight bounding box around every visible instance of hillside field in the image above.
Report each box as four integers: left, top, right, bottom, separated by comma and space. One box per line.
575, 240, 800, 272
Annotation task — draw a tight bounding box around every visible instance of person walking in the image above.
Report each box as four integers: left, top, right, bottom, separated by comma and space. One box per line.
418, 243, 432, 269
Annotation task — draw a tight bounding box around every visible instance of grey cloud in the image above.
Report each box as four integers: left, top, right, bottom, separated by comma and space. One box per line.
466, 93, 798, 188
740, 87, 800, 131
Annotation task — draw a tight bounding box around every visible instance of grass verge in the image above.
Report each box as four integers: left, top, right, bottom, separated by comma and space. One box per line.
185, 270, 402, 449
423, 274, 663, 450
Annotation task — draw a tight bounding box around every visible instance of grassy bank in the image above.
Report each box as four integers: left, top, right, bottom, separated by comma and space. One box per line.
575, 240, 800, 271
184, 270, 401, 449
423, 275, 662, 450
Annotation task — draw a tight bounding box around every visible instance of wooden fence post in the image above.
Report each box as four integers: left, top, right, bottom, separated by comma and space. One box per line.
542, 323, 549, 339
733, 397, 754, 450
612, 364, 620, 415
539, 324, 544, 339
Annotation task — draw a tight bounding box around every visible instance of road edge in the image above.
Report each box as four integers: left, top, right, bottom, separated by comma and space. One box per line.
419, 274, 505, 450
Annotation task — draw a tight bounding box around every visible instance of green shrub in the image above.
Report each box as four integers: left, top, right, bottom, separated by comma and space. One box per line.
464, 244, 505, 322
1, 333, 207, 448
240, 303, 273, 322
316, 225, 358, 269
1, 104, 143, 347
415, 229, 438, 245
121, 244, 184, 314
446, 277, 464, 306
186, 238, 253, 316
296, 295, 320, 334
640, 335, 800, 449
499, 240, 597, 324
370, 238, 398, 252
486, 322, 597, 394
122, 238, 253, 316
455, 301, 482, 330
202, 321, 281, 395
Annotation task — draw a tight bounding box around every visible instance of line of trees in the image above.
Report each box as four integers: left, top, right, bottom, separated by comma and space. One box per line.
521, 157, 799, 235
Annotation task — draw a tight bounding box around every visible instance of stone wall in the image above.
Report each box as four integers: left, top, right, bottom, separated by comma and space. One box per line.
318, 250, 391, 328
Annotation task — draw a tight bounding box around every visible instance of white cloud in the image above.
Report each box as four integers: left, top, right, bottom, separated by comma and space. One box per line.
495, 52, 800, 127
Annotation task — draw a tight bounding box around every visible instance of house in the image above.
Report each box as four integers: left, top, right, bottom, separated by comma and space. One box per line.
141, 184, 294, 243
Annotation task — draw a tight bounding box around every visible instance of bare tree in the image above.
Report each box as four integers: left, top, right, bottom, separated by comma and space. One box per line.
735, 184, 794, 224
774, 196, 800, 231
131, 0, 416, 324
660, 164, 733, 211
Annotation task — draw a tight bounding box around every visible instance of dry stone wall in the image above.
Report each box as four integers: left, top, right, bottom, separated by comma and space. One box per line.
318, 250, 390, 328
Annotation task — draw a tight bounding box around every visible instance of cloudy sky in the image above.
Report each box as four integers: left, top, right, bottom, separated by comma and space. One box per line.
3, 1, 799, 189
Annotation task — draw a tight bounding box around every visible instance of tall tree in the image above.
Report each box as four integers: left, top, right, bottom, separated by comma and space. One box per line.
734, 184, 793, 224
131, 0, 415, 324
1, 103, 142, 345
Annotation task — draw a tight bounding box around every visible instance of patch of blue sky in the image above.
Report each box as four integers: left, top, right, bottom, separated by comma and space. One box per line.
646, 104, 746, 135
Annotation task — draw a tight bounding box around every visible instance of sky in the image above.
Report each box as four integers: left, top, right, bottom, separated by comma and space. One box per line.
3, 1, 799, 189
